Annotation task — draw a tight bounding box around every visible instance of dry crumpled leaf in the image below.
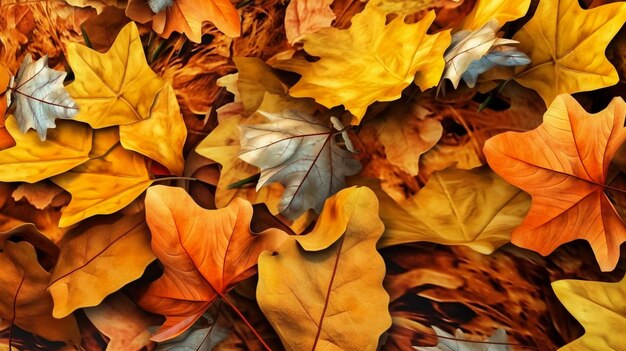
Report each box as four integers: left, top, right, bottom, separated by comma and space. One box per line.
371, 166, 530, 253
84, 294, 155, 351
460, 0, 531, 30
138, 185, 288, 341
484, 95, 626, 271
552, 276, 626, 351
51, 130, 153, 227
0, 241, 80, 344
64, 0, 125, 13
12, 182, 64, 210
0, 116, 92, 183
510, 0, 626, 106
257, 187, 391, 350
81, 6, 131, 52
414, 326, 510, 351
7, 55, 77, 140
274, 4, 451, 123
285, 0, 335, 44
125, 0, 241, 42
48, 213, 155, 318
66, 22, 165, 128
239, 109, 362, 220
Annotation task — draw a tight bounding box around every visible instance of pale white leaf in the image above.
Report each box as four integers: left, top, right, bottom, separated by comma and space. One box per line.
414, 326, 510, 351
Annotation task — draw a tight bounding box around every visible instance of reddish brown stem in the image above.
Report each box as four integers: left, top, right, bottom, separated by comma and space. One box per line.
219, 293, 272, 351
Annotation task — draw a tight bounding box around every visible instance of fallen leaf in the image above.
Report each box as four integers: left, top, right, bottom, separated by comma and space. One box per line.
48, 212, 155, 317
0, 241, 80, 344
274, 4, 451, 123
484, 95, 626, 271
64, 0, 125, 13
231, 57, 287, 116
51, 130, 153, 227
138, 185, 288, 341
84, 294, 155, 351
66, 22, 165, 128
0, 65, 15, 150
8, 55, 78, 140
460, 0, 531, 30
414, 326, 510, 350
257, 186, 391, 350
154, 314, 230, 351
12, 182, 64, 210
0, 116, 92, 183
285, 0, 335, 44
510, 0, 626, 106
552, 276, 626, 351
371, 166, 530, 253
125, 0, 241, 42
119, 84, 187, 176
81, 6, 131, 52
367, 0, 462, 16
0, 223, 59, 262
239, 109, 362, 219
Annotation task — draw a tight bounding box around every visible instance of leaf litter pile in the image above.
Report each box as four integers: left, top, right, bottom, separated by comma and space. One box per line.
0, 0, 626, 350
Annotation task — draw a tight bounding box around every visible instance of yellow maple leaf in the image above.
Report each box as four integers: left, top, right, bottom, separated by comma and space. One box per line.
552, 276, 626, 351
511, 0, 626, 106
274, 4, 450, 124
66, 22, 165, 128
460, 0, 531, 30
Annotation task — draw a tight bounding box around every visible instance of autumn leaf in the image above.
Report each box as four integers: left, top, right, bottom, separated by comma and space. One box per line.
125, 0, 241, 42
81, 6, 131, 52
12, 182, 65, 210
510, 0, 626, 106
154, 314, 230, 351
460, 0, 531, 30
239, 109, 362, 220
257, 187, 391, 350
0, 64, 15, 150
274, 4, 451, 123
369, 166, 530, 254
552, 276, 626, 351
66, 22, 165, 128
484, 95, 626, 271
368, 0, 462, 16
48, 213, 155, 318
284, 0, 335, 44
138, 185, 288, 341
64, 0, 125, 13
0, 116, 92, 183
0, 241, 80, 344
51, 130, 153, 227
414, 326, 510, 351
84, 294, 155, 351
231, 57, 288, 117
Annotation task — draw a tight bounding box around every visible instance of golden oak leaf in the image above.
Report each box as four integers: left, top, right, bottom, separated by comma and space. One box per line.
484, 95, 626, 271
510, 0, 626, 106
138, 185, 288, 341
274, 4, 451, 123
51, 130, 153, 227
0, 116, 92, 183
285, 0, 335, 44
369, 167, 530, 253
460, 0, 531, 30
48, 213, 155, 318
0, 241, 80, 344
66, 22, 165, 128
257, 187, 391, 350
119, 84, 186, 176
552, 276, 626, 351
125, 0, 241, 42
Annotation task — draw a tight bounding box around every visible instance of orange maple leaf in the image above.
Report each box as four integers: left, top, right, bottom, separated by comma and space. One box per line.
138, 185, 288, 341
484, 94, 626, 271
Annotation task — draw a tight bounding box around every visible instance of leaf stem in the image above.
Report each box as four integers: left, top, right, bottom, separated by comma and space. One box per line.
152, 176, 198, 183
227, 174, 260, 189
220, 293, 272, 351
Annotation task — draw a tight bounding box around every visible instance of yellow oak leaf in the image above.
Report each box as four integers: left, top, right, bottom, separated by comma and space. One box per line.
119, 84, 186, 176
274, 4, 451, 123
257, 187, 391, 350
0, 116, 92, 183
552, 275, 626, 351
49, 213, 155, 318
66, 22, 165, 128
460, 0, 531, 30
511, 0, 626, 106
51, 130, 153, 227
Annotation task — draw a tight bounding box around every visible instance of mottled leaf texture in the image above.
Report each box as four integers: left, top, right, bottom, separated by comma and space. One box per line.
274, 4, 450, 123
9, 55, 77, 140
49, 213, 155, 318
511, 0, 626, 106
552, 276, 626, 351
239, 109, 362, 220
257, 187, 391, 351
139, 185, 288, 341
285, 0, 335, 44
484, 95, 626, 271
414, 326, 510, 351
66, 22, 165, 128
0, 241, 80, 344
